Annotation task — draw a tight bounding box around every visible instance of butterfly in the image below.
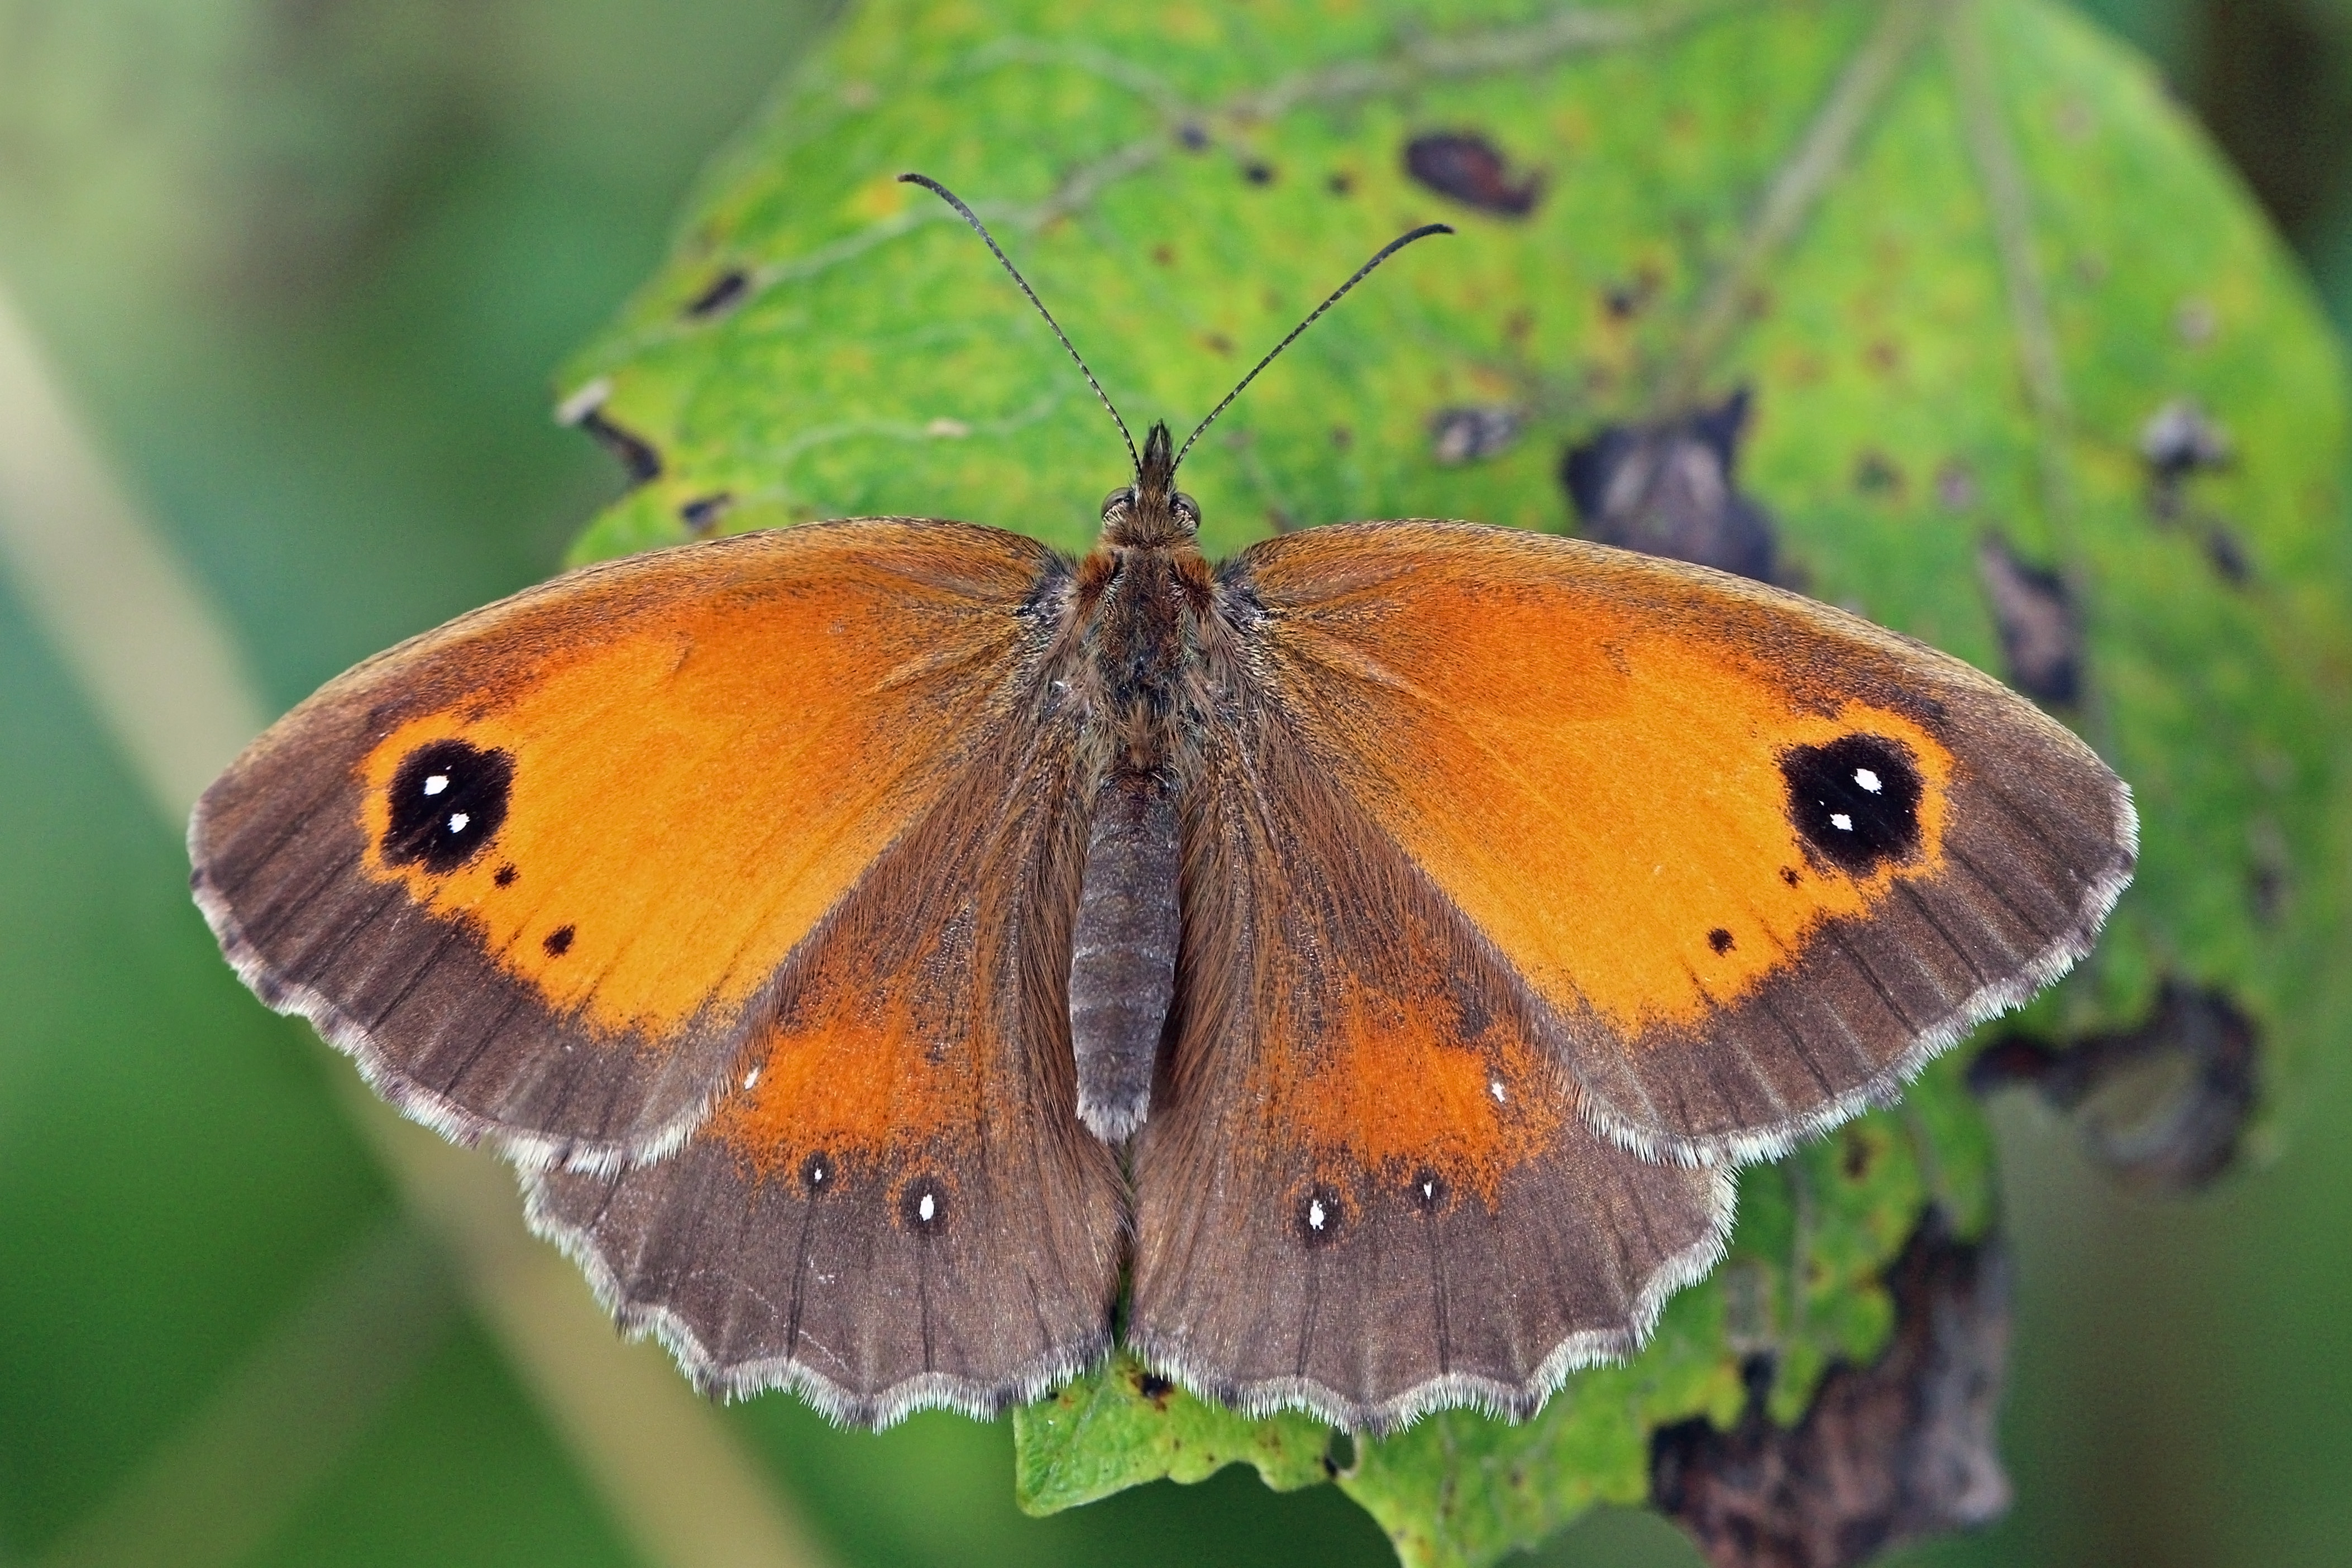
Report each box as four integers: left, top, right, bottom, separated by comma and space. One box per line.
190, 175, 2135, 1432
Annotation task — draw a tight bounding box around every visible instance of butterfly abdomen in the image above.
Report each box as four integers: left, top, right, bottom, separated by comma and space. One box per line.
1066, 543, 1216, 1142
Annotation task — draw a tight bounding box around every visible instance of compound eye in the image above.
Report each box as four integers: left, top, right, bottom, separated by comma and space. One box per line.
1100, 486, 1135, 518
1172, 491, 1201, 528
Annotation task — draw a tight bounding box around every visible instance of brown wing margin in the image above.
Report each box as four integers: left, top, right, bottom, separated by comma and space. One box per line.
522, 697, 1124, 1425
190, 520, 1065, 1173
1230, 522, 2136, 1167
1128, 674, 1734, 1432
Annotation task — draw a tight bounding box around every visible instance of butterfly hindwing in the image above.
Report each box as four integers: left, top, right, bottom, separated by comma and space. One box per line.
191, 519, 1067, 1170
1127, 671, 1733, 1431
524, 718, 1125, 1422
1228, 521, 2136, 1163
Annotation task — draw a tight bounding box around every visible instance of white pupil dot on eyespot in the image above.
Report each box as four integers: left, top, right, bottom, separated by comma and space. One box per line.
919, 1192, 935, 1222
1308, 1199, 1327, 1230
1854, 767, 1882, 793
1830, 812, 1854, 831
1489, 1078, 1507, 1103
423, 774, 449, 795
447, 812, 470, 834
743, 1067, 761, 1089
1421, 1180, 1435, 1198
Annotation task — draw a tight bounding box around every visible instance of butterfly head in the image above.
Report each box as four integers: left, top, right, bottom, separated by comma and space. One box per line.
1101, 422, 1201, 547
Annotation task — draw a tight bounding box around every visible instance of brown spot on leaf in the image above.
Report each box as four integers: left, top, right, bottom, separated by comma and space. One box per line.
683, 268, 750, 320
1402, 131, 1543, 217
2204, 525, 2251, 584
1975, 535, 2081, 705
1604, 267, 1661, 319
1852, 450, 1904, 498
572, 408, 661, 487
1934, 459, 1978, 511
1652, 1210, 2011, 1568
2142, 398, 2233, 482
1562, 388, 1779, 582
680, 493, 732, 536
1430, 405, 1523, 465
1971, 979, 2259, 1192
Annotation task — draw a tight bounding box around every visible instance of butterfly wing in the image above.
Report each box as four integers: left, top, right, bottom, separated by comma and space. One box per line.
1223, 520, 2135, 1164
523, 713, 1124, 1422
1128, 667, 1733, 1430
1129, 520, 2129, 1427
192, 519, 1072, 1170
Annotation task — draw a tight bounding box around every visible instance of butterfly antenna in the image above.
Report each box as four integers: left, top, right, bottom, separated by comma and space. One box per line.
899, 173, 1141, 479
1173, 222, 1454, 472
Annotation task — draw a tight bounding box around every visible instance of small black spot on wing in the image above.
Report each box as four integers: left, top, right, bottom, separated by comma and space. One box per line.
800, 1151, 835, 1197
1708, 927, 1735, 954
1409, 1168, 1450, 1214
383, 740, 514, 873
542, 925, 575, 957
1296, 1183, 1345, 1247
1781, 735, 1923, 876
898, 1174, 949, 1235
494, 864, 518, 887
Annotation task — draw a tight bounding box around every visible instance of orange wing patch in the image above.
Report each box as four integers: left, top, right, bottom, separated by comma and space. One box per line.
351, 572, 998, 1036
192, 519, 1063, 1165
1236, 521, 2133, 1160
1265, 974, 1566, 1205
1249, 527, 1959, 1035
520, 715, 1124, 1425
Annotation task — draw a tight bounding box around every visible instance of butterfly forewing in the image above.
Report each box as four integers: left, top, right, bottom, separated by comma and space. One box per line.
1230, 522, 2136, 1164
190, 519, 1070, 1170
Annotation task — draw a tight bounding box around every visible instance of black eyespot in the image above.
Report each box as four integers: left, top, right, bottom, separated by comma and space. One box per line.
1708, 927, 1735, 954
899, 1175, 949, 1235
384, 740, 514, 873
542, 925, 575, 957
1295, 1182, 1345, 1247
1409, 1169, 1449, 1214
800, 1151, 834, 1197
1780, 735, 1924, 875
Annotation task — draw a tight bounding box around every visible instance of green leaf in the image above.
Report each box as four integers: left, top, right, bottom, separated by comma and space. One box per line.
1013, 1351, 1335, 1513
557, 0, 2352, 1563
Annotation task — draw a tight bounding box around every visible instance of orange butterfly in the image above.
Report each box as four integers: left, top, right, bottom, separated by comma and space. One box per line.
190, 175, 2134, 1432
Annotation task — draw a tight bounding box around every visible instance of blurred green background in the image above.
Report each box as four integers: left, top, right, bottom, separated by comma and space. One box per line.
2, 2, 2348, 1566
